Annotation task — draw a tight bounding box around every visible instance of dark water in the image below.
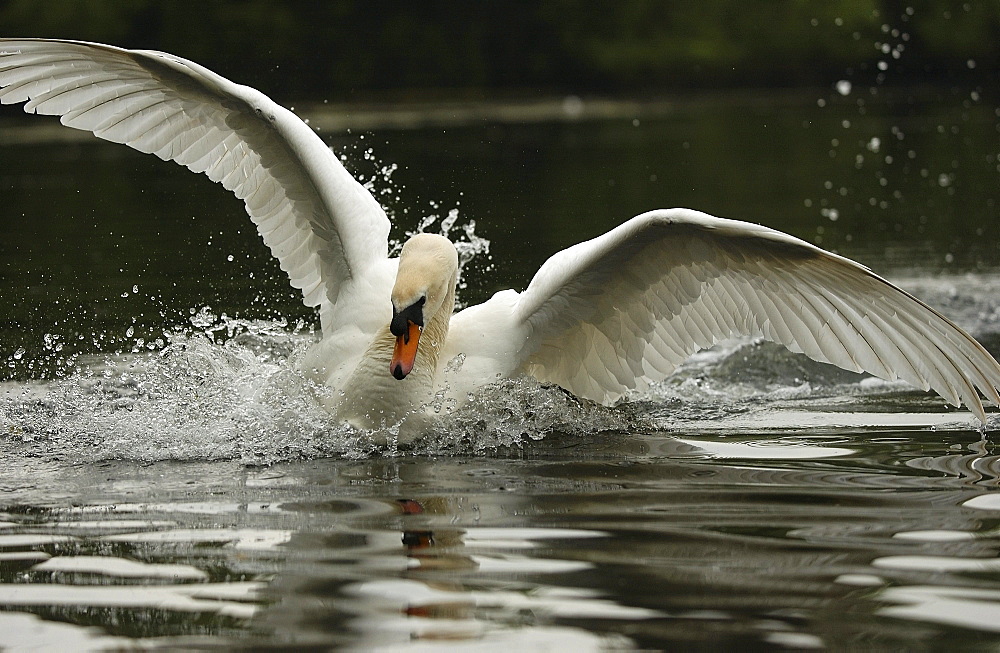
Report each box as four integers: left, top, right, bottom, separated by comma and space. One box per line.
3, 436, 1000, 650
2, 85, 1000, 649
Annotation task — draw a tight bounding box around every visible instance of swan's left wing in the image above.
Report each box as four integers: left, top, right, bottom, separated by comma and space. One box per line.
0, 39, 391, 330
512, 208, 1000, 423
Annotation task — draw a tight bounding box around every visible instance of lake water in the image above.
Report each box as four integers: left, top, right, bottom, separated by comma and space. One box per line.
2, 86, 1000, 650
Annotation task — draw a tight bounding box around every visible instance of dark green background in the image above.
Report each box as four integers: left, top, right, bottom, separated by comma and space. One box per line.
1, 1, 996, 99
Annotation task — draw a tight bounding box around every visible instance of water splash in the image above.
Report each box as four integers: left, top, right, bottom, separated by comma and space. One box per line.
342, 138, 493, 304
5, 272, 997, 464
414, 208, 493, 306
0, 329, 941, 466
1, 309, 631, 464
3, 311, 360, 465
417, 376, 642, 455
807, 4, 995, 256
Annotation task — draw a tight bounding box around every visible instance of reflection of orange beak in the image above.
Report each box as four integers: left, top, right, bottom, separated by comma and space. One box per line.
390, 321, 421, 380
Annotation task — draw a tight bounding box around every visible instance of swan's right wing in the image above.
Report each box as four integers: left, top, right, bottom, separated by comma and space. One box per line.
513, 208, 1000, 423
0, 39, 392, 331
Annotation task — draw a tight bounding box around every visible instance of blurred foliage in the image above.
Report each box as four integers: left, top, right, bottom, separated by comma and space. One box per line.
1, 0, 997, 98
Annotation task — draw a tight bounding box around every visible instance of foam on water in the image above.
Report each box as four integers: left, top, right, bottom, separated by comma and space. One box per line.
0, 311, 640, 464
3, 273, 998, 464
0, 328, 761, 464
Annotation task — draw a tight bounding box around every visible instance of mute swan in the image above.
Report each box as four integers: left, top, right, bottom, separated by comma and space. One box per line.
2, 38, 999, 434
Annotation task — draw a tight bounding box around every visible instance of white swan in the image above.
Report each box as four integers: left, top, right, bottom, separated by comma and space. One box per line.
2, 38, 999, 434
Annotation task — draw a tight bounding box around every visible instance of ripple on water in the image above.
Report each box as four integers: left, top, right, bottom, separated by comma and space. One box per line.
873, 585, 1000, 634
32, 556, 209, 580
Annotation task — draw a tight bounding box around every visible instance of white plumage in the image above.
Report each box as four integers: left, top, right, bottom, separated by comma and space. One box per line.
2, 38, 998, 432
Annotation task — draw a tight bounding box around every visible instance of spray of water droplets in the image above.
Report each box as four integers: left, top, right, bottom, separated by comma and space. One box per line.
0, 307, 647, 464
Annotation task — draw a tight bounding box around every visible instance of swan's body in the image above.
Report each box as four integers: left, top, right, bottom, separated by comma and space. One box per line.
2, 38, 999, 435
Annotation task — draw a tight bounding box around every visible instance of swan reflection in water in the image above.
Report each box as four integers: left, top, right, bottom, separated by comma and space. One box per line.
1, 38, 999, 442
280, 440, 1000, 648
1, 441, 1000, 646
333, 497, 656, 648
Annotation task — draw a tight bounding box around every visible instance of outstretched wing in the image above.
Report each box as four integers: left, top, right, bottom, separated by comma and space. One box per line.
0, 38, 391, 331
514, 208, 1000, 423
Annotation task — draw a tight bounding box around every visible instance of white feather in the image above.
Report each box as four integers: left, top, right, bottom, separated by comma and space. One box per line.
0, 38, 389, 324
503, 209, 1000, 423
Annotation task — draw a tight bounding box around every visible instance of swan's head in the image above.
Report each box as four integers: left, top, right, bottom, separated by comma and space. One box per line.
389, 233, 459, 380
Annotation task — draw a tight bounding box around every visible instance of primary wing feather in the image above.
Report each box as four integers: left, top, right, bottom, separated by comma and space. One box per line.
0, 38, 390, 330
515, 208, 1000, 422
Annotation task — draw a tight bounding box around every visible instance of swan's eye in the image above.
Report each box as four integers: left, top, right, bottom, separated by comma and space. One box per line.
390, 296, 426, 337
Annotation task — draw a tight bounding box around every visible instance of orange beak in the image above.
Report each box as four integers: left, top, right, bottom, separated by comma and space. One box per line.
390, 321, 422, 380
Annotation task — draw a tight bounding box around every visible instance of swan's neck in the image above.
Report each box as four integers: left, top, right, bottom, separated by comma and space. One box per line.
417, 282, 456, 375
336, 282, 457, 430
